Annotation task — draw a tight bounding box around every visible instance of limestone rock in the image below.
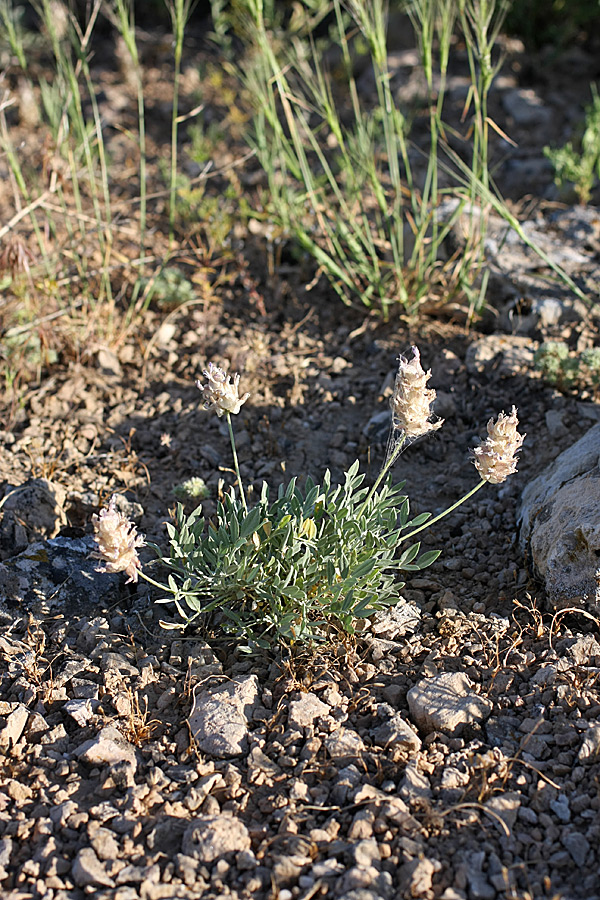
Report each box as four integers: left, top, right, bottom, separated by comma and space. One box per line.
407, 672, 492, 736
519, 422, 600, 610
288, 692, 330, 729
72, 848, 115, 888
0, 703, 29, 748
0, 535, 123, 614
188, 674, 259, 758
74, 725, 137, 771
372, 710, 421, 752
0, 478, 67, 560
181, 814, 251, 863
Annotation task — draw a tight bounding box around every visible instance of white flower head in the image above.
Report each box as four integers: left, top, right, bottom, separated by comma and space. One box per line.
472, 406, 525, 484
196, 362, 250, 417
390, 346, 443, 439
92, 495, 145, 583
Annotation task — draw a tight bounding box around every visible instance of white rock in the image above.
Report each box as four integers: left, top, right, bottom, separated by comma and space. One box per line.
324, 728, 366, 759
372, 712, 421, 752
63, 698, 95, 727
577, 724, 600, 761
484, 792, 521, 832
188, 674, 259, 758
398, 857, 440, 897
0, 704, 29, 748
72, 848, 115, 888
407, 672, 492, 736
519, 423, 600, 610
182, 814, 251, 863
288, 692, 330, 729
74, 725, 137, 771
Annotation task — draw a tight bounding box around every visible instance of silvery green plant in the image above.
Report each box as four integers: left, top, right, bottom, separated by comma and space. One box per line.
93, 351, 524, 648
534, 341, 600, 395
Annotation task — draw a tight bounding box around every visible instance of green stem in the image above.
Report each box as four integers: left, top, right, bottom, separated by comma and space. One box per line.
227, 412, 248, 512
399, 479, 487, 544
139, 569, 170, 591
359, 433, 407, 516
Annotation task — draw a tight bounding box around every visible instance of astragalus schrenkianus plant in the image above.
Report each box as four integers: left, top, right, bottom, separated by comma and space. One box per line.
92, 349, 524, 649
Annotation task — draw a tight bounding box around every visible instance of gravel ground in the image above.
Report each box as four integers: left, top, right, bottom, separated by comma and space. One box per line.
2, 14, 600, 900
1, 296, 600, 900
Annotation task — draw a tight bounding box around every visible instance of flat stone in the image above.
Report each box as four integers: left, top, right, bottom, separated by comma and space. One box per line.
63, 698, 95, 727
0, 704, 29, 748
372, 712, 421, 752
519, 423, 600, 610
0, 536, 122, 614
485, 792, 521, 832
74, 725, 137, 771
398, 857, 440, 897
323, 728, 366, 759
407, 672, 492, 736
577, 724, 600, 761
288, 693, 330, 729
72, 848, 115, 888
561, 830, 590, 866
181, 814, 251, 863
188, 674, 259, 758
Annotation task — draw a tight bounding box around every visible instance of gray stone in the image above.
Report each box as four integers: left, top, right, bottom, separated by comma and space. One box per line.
0, 478, 67, 559
74, 725, 137, 771
465, 335, 535, 377
519, 423, 600, 610
372, 712, 421, 752
0, 837, 13, 868
0, 703, 29, 748
561, 830, 590, 866
400, 761, 431, 802
90, 827, 121, 861
63, 698, 95, 726
464, 850, 495, 900
485, 792, 521, 832
182, 814, 251, 863
188, 674, 259, 758
503, 88, 552, 126
324, 728, 366, 759
0, 535, 123, 614
352, 839, 381, 869
407, 673, 492, 736
72, 848, 115, 888
398, 857, 440, 897
288, 692, 330, 729
550, 794, 571, 823
577, 724, 600, 761
370, 602, 421, 639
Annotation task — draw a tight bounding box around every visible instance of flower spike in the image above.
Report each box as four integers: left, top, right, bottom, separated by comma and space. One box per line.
472, 407, 525, 484
92, 495, 145, 583
197, 363, 250, 418
390, 346, 443, 439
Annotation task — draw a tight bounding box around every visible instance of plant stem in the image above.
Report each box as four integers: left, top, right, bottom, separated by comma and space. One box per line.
139, 569, 171, 591
359, 433, 407, 515
399, 479, 486, 544
227, 412, 248, 512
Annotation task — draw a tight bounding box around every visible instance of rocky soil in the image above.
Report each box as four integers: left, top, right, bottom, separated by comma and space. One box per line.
1, 13, 600, 900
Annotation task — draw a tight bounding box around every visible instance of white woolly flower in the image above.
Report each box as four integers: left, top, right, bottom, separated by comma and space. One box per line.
196, 362, 250, 417
390, 346, 443, 438
92, 495, 144, 583
472, 407, 525, 484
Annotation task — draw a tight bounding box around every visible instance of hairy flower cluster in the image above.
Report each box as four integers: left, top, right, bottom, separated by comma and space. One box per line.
472, 407, 525, 484
92, 496, 145, 583
390, 346, 443, 438
196, 363, 250, 417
